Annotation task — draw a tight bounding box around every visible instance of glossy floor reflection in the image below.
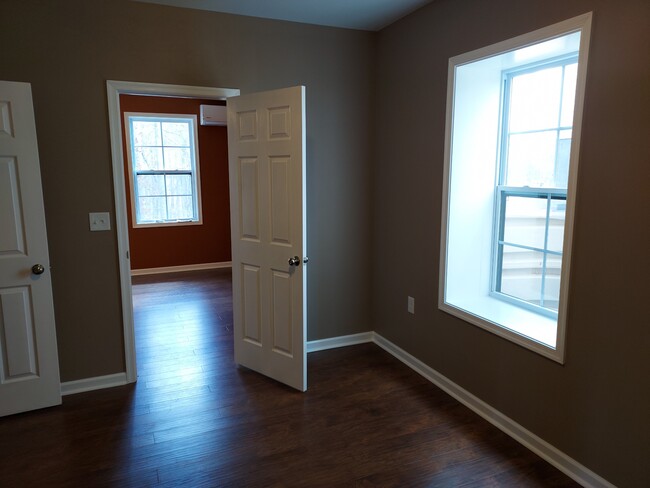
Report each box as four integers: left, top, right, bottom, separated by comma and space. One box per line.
0, 269, 579, 487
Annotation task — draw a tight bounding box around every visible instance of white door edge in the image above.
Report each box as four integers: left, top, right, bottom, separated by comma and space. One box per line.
106, 81, 240, 383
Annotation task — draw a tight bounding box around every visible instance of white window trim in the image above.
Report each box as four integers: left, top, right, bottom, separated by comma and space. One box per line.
124, 112, 203, 228
438, 13, 592, 363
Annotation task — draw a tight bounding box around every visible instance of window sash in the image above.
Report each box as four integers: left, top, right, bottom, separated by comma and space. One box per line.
498, 56, 578, 190
492, 56, 577, 317
492, 187, 566, 318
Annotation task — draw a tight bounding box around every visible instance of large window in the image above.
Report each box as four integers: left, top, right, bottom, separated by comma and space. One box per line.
439, 14, 592, 361
125, 114, 202, 226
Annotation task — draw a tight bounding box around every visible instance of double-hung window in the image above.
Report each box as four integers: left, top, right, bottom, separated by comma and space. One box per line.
125, 114, 202, 226
439, 14, 592, 361
494, 58, 577, 316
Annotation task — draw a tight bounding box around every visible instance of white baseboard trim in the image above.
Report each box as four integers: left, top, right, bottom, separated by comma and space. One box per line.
61, 372, 128, 396
372, 333, 614, 488
307, 332, 374, 353
131, 261, 232, 276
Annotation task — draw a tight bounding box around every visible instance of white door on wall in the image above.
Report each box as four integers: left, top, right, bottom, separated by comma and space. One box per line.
0, 81, 61, 416
227, 86, 307, 391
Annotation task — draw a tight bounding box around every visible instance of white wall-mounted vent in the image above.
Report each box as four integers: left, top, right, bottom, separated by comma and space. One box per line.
200, 104, 227, 126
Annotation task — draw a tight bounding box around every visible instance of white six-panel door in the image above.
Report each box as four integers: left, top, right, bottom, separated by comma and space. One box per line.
227, 86, 307, 391
0, 81, 61, 416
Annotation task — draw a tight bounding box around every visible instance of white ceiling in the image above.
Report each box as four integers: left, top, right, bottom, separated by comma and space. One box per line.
133, 0, 433, 31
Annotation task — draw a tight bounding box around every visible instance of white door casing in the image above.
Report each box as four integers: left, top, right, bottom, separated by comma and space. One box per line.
227, 86, 307, 391
0, 81, 61, 416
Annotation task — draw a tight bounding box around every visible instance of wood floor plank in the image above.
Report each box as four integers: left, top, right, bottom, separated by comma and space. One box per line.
0, 269, 580, 487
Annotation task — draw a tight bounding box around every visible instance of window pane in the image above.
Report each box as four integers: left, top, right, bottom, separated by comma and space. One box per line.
503, 196, 548, 250
136, 175, 165, 196
509, 66, 562, 132
131, 120, 161, 146
506, 131, 558, 187
543, 254, 563, 311
138, 196, 166, 222
165, 175, 192, 196
167, 196, 194, 220
162, 121, 190, 147
134, 147, 163, 171
499, 245, 543, 306
129, 115, 201, 225
554, 130, 572, 188
164, 148, 191, 170
547, 199, 566, 253
560, 63, 578, 127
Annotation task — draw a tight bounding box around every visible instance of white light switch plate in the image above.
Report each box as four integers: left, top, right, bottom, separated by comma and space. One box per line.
89, 212, 111, 231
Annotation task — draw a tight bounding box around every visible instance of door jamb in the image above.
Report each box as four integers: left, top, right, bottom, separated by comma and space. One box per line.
106, 80, 240, 383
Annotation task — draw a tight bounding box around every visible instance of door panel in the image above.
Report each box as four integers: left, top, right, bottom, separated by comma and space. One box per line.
0, 81, 61, 416
271, 270, 293, 356
270, 157, 291, 244
0, 157, 26, 254
0, 287, 38, 379
242, 264, 262, 345
228, 86, 306, 391
239, 157, 260, 240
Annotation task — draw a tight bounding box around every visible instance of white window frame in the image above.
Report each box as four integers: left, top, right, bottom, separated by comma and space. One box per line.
438, 13, 592, 363
124, 112, 203, 228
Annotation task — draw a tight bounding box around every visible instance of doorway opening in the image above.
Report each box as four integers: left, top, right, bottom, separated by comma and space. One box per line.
106, 81, 240, 382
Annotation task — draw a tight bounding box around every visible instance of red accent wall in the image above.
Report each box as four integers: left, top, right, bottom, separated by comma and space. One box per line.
120, 94, 231, 270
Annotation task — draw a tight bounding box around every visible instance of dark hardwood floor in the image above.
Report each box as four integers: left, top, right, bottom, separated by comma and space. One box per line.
0, 269, 579, 487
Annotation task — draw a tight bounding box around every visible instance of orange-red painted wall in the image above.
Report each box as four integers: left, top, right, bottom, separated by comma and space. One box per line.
120, 94, 231, 270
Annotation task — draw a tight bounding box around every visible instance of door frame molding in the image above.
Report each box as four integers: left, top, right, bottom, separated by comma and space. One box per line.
106, 80, 240, 383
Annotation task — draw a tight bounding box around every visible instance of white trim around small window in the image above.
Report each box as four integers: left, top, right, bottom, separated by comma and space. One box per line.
124, 112, 203, 227
438, 13, 592, 363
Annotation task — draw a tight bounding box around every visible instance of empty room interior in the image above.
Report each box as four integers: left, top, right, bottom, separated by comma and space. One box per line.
0, 0, 648, 487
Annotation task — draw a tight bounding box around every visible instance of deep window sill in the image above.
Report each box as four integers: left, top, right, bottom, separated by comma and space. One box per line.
440, 295, 562, 362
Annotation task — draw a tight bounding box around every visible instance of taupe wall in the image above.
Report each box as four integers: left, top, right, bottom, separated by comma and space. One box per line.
1, 0, 648, 484
0, 0, 374, 381
373, 0, 649, 486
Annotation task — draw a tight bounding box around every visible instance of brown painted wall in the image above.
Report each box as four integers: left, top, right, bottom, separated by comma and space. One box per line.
0, 0, 374, 380
119, 95, 231, 270
373, 0, 650, 486
1, 0, 646, 484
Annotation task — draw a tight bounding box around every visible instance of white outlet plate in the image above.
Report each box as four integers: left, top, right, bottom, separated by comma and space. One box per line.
408, 296, 415, 314
89, 212, 111, 231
